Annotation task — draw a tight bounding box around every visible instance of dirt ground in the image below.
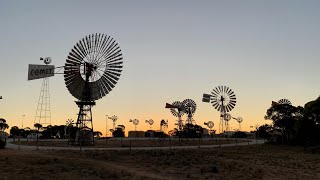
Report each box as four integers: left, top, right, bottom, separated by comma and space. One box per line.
11, 138, 246, 148
1, 144, 320, 180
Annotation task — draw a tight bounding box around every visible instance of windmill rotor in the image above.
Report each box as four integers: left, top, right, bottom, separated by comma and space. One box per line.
236, 117, 243, 123
170, 101, 185, 117
278, 99, 292, 105
210, 85, 236, 113
108, 115, 118, 123
129, 119, 139, 126
182, 99, 196, 116
223, 113, 231, 121
64, 33, 123, 101
204, 121, 214, 129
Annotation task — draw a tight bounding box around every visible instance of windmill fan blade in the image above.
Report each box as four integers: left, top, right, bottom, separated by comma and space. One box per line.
64, 34, 123, 101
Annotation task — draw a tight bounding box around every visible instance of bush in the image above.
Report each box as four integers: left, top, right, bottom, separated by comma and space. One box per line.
0, 138, 6, 149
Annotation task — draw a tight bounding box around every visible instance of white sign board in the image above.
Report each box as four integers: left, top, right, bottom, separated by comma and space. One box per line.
28, 64, 55, 80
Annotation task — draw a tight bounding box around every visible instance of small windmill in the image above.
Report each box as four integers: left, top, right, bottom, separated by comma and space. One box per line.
232, 116, 243, 131
145, 119, 154, 130
204, 121, 214, 134
160, 119, 168, 132
129, 119, 139, 131
108, 115, 118, 131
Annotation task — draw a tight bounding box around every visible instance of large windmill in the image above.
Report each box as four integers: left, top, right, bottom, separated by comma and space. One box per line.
203, 86, 236, 133
64, 33, 123, 145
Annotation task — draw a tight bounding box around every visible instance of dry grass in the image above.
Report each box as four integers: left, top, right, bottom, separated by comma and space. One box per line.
1, 144, 320, 179
11, 138, 246, 148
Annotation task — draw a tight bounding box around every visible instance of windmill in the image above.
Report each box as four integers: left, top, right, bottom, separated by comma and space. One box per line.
160, 119, 168, 132
278, 99, 291, 105
165, 101, 185, 131
64, 33, 123, 145
145, 119, 154, 130
108, 115, 118, 131
203, 86, 236, 133
204, 121, 214, 134
232, 116, 243, 131
182, 99, 197, 124
129, 119, 139, 131
34, 57, 52, 126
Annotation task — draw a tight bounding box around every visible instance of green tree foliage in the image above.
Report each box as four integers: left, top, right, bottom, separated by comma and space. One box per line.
10, 126, 21, 137
0, 118, 9, 132
265, 96, 320, 145
180, 124, 204, 138
112, 125, 125, 137
265, 103, 303, 144
256, 124, 272, 139
298, 96, 320, 145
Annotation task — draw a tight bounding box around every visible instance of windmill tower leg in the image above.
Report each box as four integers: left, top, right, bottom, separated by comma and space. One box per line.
75, 102, 94, 145
35, 77, 51, 126
219, 114, 224, 134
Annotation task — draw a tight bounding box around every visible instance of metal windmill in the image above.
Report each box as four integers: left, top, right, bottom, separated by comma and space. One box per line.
165, 101, 185, 131
232, 116, 243, 131
160, 119, 168, 132
204, 121, 214, 133
34, 57, 52, 126
108, 115, 118, 131
203, 85, 236, 133
223, 113, 232, 132
64, 33, 123, 145
182, 99, 197, 124
278, 99, 292, 105
145, 119, 154, 130
129, 119, 139, 131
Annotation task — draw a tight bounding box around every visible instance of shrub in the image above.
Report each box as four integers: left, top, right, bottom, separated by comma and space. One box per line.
0, 138, 6, 149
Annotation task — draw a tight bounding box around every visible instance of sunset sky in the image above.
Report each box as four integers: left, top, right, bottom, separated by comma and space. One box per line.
0, 0, 319, 136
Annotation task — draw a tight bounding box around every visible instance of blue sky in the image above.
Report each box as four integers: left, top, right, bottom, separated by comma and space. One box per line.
0, 0, 319, 134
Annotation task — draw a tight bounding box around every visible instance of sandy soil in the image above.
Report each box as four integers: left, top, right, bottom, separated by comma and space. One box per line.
1, 144, 320, 179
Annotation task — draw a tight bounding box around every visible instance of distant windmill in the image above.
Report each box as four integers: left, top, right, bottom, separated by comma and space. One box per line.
160, 119, 168, 132
204, 121, 214, 133
145, 119, 154, 130
232, 116, 243, 131
108, 115, 118, 131
129, 119, 139, 131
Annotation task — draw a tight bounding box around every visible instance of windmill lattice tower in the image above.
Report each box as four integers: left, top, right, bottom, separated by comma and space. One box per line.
35, 57, 52, 126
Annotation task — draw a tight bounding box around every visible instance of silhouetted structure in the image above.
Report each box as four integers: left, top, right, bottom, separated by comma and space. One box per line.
203, 86, 236, 133
64, 33, 123, 145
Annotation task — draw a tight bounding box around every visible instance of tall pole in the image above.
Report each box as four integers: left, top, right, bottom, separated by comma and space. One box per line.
22, 115, 25, 129
105, 115, 108, 137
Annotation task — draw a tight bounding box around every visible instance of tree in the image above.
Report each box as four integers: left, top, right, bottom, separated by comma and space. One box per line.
0, 118, 9, 132
256, 124, 273, 139
181, 124, 204, 138
10, 126, 21, 137
298, 96, 320, 146
34, 123, 43, 149
113, 125, 125, 137
265, 103, 303, 144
